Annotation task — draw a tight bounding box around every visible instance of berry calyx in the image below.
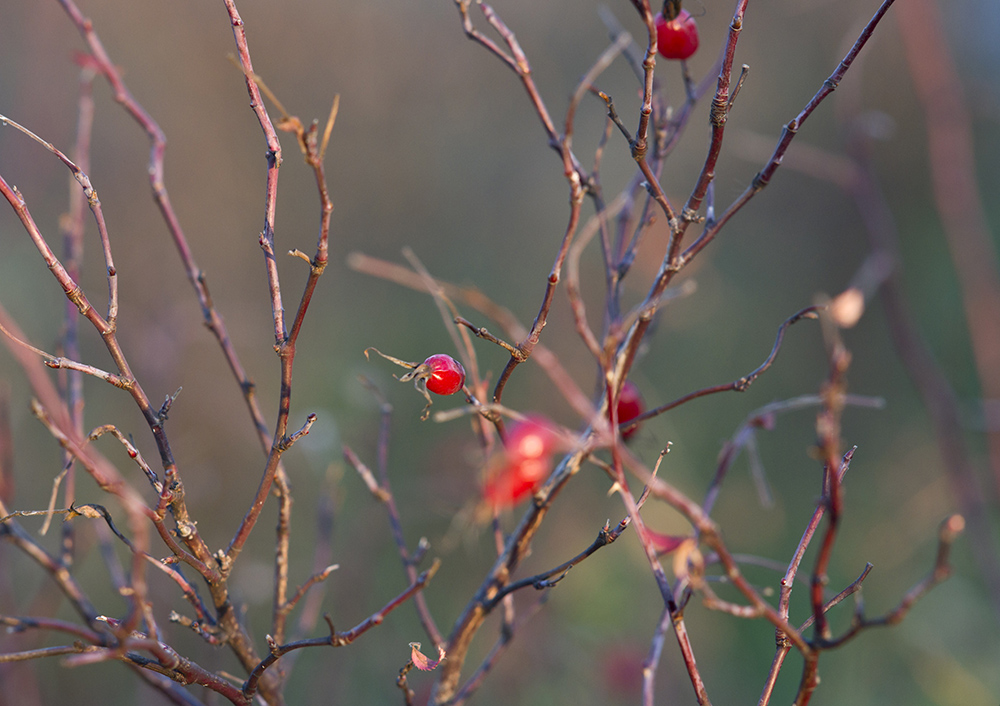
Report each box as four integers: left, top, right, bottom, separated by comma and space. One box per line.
422, 354, 466, 396
655, 6, 699, 60
613, 380, 645, 441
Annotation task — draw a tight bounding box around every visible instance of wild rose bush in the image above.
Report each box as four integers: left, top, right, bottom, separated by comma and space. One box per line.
1, 1, 996, 705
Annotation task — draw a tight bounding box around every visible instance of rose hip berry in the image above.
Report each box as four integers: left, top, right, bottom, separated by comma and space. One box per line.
364, 347, 466, 419
422, 354, 466, 396
483, 457, 551, 509
504, 415, 558, 461
655, 3, 699, 60
613, 380, 645, 441
483, 416, 561, 510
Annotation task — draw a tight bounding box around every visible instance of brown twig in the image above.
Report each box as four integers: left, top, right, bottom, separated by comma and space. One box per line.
792, 312, 852, 705
88, 424, 160, 491
0, 511, 100, 627
447, 594, 549, 706
55, 67, 95, 568
242, 560, 441, 700
621, 446, 814, 654
621, 305, 823, 436
825, 514, 964, 643
0, 305, 156, 621
357, 381, 445, 649
623, 0, 678, 231
484, 516, 635, 610
452, 1, 595, 414
431, 437, 599, 703
681, 0, 898, 266
222, 0, 289, 576
0, 113, 117, 323
611, 449, 712, 704
756, 449, 854, 706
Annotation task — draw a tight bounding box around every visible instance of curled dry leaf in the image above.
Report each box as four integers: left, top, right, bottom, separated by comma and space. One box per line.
671, 537, 704, 585
409, 642, 446, 671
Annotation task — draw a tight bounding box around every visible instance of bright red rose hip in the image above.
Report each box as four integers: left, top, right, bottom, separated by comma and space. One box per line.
423, 354, 466, 396
655, 9, 699, 60
364, 347, 465, 419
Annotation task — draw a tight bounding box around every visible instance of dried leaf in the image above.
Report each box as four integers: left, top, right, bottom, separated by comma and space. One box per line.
672, 538, 704, 584
646, 528, 688, 556
409, 642, 446, 671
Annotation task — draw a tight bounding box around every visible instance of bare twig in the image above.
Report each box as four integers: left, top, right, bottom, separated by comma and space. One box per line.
242, 560, 441, 700
356, 381, 444, 649
622, 305, 823, 435
681, 0, 898, 265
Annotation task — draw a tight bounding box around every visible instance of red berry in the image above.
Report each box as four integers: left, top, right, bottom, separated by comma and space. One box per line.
364, 347, 466, 419
423, 354, 465, 396
614, 380, 645, 441
483, 456, 551, 508
504, 415, 558, 460
482, 416, 561, 509
655, 9, 699, 60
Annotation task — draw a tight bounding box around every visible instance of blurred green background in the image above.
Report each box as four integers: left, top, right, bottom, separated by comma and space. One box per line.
1, 0, 998, 704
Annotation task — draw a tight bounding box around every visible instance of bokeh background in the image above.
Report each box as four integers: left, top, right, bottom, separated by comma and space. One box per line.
1, 0, 999, 704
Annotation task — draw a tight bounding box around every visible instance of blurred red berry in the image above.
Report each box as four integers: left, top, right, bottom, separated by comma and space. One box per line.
504, 415, 558, 460
602, 644, 646, 700
482, 416, 561, 509
423, 354, 465, 396
614, 380, 645, 441
483, 456, 551, 508
655, 9, 699, 60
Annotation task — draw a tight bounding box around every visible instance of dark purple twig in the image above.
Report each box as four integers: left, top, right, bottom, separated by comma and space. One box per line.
622, 305, 822, 436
